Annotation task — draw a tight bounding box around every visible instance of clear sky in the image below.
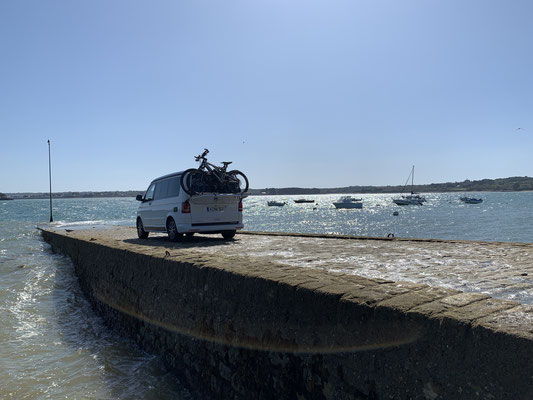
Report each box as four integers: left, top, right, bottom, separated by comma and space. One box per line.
1, 0, 532, 192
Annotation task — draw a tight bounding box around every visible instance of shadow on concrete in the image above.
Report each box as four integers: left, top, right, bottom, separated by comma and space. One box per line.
123, 234, 236, 249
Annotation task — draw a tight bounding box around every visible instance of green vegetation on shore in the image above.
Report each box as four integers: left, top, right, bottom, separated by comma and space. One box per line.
250, 176, 533, 195
4, 176, 533, 199
6, 191, 141, 200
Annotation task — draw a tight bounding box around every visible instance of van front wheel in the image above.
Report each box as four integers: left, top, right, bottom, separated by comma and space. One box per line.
221, 230, 236, 240
137, 218, 149, 239
167, 218, 183, 242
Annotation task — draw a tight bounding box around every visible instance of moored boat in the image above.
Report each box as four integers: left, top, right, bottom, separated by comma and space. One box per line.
294, 199, 315, 204
333, 196, 363, 209
393, 193, 425, 205
460, 197, 483, 204
392, 166, 425, 206
267, 201, 286, 207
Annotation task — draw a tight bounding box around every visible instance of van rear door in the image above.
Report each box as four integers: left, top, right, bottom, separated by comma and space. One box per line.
189, 194, 242, 226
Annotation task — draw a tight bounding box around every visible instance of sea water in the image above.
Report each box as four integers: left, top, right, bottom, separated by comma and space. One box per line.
245, 192, 533, 242
0, 199, 192, 399
1, 192, 532, 397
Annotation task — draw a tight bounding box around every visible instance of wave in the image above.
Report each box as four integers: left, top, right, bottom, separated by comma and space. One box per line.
51, 219, 134, 228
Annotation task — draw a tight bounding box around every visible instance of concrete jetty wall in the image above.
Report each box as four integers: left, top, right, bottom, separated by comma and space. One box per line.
40, 227, 533, 399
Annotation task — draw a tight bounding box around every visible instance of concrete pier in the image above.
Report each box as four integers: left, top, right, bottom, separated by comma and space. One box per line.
40, 226, 533, 399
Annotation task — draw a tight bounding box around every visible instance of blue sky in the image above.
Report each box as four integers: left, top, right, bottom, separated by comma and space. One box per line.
1, 0, 532, 192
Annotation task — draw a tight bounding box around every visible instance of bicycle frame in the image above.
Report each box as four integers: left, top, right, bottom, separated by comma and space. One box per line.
195, 151, 230, 184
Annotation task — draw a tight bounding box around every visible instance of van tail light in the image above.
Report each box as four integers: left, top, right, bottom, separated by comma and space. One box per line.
238, 200, 243, 212
181, 201, 191, 213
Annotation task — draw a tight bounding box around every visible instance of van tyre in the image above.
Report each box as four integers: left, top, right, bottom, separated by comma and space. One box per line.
137, 218, 149, 239
167, 217, 183, 242
221, 230, 236, 240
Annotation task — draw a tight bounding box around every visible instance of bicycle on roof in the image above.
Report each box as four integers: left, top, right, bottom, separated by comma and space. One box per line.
179, 148, 249, 196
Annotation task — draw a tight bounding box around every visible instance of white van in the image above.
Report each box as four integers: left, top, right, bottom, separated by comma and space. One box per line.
136, 171, 244, 241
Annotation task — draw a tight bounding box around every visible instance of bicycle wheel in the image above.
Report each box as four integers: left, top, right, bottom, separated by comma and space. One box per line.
180, 168, 204, 195
226, 170, 249, 194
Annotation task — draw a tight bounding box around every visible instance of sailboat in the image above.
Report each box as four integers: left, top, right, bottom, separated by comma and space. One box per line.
392, 166, 426, 206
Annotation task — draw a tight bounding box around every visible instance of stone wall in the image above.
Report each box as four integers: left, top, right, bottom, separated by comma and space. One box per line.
41, 228, 533, 399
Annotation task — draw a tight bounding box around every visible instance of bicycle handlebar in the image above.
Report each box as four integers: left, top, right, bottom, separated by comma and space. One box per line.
194, 148, 209, 162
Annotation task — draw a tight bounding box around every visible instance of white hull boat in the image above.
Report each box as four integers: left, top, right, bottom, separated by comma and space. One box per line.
333, 196, 363, 209
393, 198, 422, 206
392, 166, 425, 206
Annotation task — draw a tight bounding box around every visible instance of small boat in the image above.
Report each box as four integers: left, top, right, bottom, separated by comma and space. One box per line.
460, 197, 483, 204
267, 201, 286, 207
392, 166, 425, 206
294, 199, 315, 204
393, 194, 425, 206
333, 196, 363, 209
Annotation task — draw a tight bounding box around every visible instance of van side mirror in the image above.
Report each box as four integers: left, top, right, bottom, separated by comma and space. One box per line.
136, 194, 144, 201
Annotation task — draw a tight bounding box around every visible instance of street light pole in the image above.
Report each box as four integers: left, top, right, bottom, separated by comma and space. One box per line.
48, 140, 53, 222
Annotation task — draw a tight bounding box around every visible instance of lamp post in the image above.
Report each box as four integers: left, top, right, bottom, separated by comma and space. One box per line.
48, 140, 53, 222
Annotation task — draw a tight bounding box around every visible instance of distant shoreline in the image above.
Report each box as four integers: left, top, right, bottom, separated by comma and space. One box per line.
249, 176, 533, 196
5, 191, 142, 200
4, 176, 533, 199
2, 190, 532, 201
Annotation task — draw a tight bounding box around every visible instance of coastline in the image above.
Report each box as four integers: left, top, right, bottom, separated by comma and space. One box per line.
5, 189, 533, 200
4, 176, 533, 199
5, 191, 142, 200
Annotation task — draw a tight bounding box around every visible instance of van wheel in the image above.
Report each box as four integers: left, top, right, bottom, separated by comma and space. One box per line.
167, 218, 183, 242
186, 232, 195, 238
221, 230, 236, 240
137, 218, 149, 239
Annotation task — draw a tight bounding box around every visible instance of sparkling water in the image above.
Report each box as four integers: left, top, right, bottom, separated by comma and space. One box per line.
0, 199, 191, 399
245, 192, 533, 243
